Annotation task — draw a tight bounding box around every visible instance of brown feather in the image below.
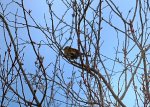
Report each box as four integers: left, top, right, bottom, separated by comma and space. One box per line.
64, 46, 81, 59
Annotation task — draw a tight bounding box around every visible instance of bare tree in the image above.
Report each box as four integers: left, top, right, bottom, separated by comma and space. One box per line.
0, 0, 150, 107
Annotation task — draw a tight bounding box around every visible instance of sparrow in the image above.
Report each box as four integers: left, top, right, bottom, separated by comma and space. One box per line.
63, 46, 82, 59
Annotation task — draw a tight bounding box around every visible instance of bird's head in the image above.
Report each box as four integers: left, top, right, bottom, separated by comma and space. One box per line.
63, 46, 70, 51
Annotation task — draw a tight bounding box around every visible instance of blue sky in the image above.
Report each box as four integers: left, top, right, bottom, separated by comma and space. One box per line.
0, 0, 149, 107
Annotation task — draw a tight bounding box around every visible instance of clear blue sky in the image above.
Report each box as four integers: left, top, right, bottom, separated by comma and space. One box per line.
0, 0, 146, 106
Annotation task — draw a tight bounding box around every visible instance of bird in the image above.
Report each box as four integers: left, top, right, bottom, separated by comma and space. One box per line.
63, 46, 82, 59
